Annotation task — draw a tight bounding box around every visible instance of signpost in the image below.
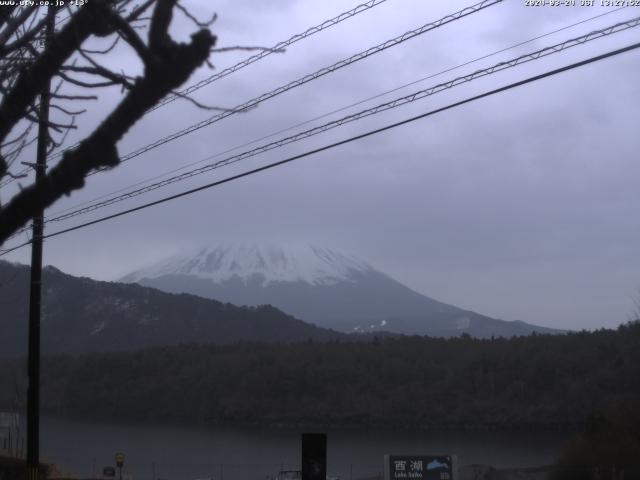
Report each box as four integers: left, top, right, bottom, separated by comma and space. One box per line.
115, 452, 125, 480
384, 455, 458, 480
103, 467, 116, 477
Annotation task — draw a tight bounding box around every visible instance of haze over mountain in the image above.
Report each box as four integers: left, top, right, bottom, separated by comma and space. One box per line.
0, 260, 345, 356
121, 242, 562, 338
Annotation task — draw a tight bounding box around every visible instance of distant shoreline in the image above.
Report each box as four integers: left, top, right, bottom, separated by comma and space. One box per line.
2, 323, 638, 438
2, 409, 584, 433
27, 411, 585, 435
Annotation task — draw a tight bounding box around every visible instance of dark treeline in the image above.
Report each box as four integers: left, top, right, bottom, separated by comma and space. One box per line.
1, 322, 639, 431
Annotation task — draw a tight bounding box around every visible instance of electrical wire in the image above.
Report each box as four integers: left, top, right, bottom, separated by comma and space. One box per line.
38, 15, 640, 226
151, 0, 392, 111
2, 39, 638, 256
2, 0, 504, 240
85, 0, 503, 175
1, 0, 393, 187
38, 6, 630, 220
0, 7, 79, 188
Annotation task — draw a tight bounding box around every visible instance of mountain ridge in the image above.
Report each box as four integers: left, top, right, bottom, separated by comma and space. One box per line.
121, 242, 563, 338
0, 260, 347, 356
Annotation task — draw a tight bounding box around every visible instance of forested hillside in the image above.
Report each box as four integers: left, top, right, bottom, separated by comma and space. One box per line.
0, 261, 346, 355
1, 322, 638, 431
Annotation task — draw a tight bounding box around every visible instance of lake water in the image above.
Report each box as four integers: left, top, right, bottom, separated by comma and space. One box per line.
34, 417, 571, 480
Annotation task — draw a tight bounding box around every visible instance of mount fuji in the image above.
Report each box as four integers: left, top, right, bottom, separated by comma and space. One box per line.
121, 243, 559, 338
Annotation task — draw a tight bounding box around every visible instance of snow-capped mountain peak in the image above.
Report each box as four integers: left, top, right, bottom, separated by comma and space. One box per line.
122, 242, 374, 286
119, 242, 562, 338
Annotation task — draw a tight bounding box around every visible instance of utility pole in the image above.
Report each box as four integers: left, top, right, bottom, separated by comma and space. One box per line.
26, 8, 55, 480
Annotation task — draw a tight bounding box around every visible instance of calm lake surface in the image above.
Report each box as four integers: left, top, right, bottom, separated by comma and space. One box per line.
37, 417, 571, 480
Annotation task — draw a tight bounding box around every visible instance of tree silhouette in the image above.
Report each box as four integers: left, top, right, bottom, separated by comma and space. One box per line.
0, 0, 217, 244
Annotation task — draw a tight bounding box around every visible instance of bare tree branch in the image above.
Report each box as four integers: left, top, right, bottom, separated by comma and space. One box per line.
79, 35, 120, 55
0, 5, 38, 50
125, 0, 156, 22
111, 14, 155, 65
148, 0, 175, 50
0, 0, 216, 243
50, 93, 98, 100
169, 89, 232, 111
1, 9, 55, 56
23, 112, 76, 133
49, 103, 87, 116
0, 1, 120, 145
4, 170, 28, 180
48, 115, 77, 153
0, 5, 18, 30
176, 2, 217, 28
76, 48, 136, 88
1, 125, 33, 148
56, 69, 124, 89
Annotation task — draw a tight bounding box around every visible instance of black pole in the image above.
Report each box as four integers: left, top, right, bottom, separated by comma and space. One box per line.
301, 433, 326, 480
26, 8, 54, 480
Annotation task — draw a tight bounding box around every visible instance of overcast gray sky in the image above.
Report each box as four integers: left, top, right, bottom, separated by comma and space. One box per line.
2, 0, 639, 331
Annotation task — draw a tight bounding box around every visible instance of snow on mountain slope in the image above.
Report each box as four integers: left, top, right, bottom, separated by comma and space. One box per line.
121, 242, 563, 338
122, 242, 373, 286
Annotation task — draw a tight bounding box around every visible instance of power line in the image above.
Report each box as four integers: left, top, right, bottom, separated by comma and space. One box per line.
43, 0, 394, 164
3, 39, 638, 257
2, 0, 393, 186
85, 0, 503, 175
151, 0, 392, 111
5, 12, 637, 245
40, 6, 629, 222
38, 16, 640, 226
16, 1, 499, 194
4, 12, 633, 244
